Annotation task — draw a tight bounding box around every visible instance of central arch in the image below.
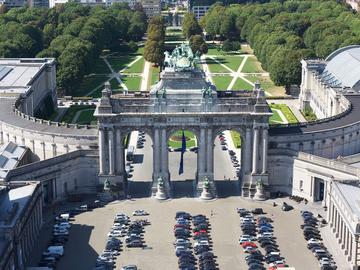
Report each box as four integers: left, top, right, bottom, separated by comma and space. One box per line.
167, 128, 199, 197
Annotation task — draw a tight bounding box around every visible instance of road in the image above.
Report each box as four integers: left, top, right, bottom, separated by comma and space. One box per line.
129, 134, 239, 197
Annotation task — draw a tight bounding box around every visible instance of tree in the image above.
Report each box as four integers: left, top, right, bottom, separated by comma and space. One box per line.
189, 35, 208, 54
144, 16, 165, 66
182, 13, 202, 39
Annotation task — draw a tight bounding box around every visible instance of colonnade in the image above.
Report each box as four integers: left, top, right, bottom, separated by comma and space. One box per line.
329, 200, 360, 268
98, 124, 269, 196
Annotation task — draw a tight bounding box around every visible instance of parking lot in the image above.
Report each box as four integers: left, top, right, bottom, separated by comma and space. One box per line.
28, 197, 321, 270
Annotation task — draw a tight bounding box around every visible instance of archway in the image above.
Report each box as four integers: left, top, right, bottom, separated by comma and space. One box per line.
125, 130, 153, 198
168, 129, 198, 197
213, 129, 243, 197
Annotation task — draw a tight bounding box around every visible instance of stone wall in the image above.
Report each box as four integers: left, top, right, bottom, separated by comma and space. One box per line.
5, 150, 99, 202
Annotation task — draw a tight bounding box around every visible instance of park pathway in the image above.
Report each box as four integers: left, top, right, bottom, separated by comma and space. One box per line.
72, 108, 94, 124
140, 60, 151, 91
271, 108, 288, 124
227, 55, 249, 90
201, 55, 214, 84
102, 57, 128, 92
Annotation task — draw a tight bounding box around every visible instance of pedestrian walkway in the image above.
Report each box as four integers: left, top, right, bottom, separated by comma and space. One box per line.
140, 61, 151, 91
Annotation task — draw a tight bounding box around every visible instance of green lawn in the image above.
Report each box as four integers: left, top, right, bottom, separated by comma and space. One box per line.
123, 57, 145, 74
168, 130, 196, 149
212, 76, 233, 90
230, 130, 241, 148
242, 56, 264, 73
222, 56, 244, 72
206, 57, 231, 73
206, 44, 242, 56
270, 104, 298, 124
60, 105, 95, 124
269, 109, 283, 124
121, 75, 142, 91
150, 66, 160, 86
231, 77, 253, 91
76, 109, 96, 125
74, 74, 109, 97
108, 56, 138, 72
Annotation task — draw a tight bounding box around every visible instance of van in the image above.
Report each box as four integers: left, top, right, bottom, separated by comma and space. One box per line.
47, 245, 64, 256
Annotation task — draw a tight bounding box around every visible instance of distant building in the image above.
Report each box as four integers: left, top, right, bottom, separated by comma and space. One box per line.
0, 58, 56, 118
299, 45, 360, 118
0, 0, 26, 8
0, 182, 43, 270
49, 0, 138, 9
346, 0, 360, 11
141, 0, 161, 17
0, 142, 32, 181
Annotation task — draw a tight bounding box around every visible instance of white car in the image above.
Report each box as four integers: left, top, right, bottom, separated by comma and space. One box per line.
269, 261, 285, 267
54, 223, 71, 229
194, 240, 209, 247
239, 237, 256, 244
308, 238, 321, 244
108, 232, 122, 237
132, 210, 149, 216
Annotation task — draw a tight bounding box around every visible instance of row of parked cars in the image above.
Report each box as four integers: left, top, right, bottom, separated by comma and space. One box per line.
237, 208, 289, 270
300, 211, 337, 270
174, 211, 218, 270
37, 200, 103, 269
218, 133, 241, 176
95, 210, 149, 270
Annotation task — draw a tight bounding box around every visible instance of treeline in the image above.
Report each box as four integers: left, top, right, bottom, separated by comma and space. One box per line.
201, 0, 360, 87
0, 3, 147, 94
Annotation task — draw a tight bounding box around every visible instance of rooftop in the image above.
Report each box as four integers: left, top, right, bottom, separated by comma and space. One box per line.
336, 181, 360, 221
0, 183, 37, 228
0, 58, 54, 96
0, 142, 27, 179
321, 45, 360, 91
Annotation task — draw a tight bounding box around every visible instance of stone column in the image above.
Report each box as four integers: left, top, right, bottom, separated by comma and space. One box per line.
115, 128, 125, 175
261, 128, 268, 174
153, 128, 161, 175
99, 127, 106, 175
206, 128, 213, 174
198, 128, 206, 176
52, 143, 56, 157
161, 128, 168, 177
252, 127, 259, 174
245, 128, 252, 174
108, 128, 115, 175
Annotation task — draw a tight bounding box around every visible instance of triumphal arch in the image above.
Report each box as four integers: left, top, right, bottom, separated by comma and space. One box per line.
95, 44, 272, 199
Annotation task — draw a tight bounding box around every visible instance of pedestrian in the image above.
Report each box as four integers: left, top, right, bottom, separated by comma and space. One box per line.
210, 210, 213, 217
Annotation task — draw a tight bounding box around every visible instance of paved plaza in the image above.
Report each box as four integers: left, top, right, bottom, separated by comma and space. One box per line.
29, 197, 321, 270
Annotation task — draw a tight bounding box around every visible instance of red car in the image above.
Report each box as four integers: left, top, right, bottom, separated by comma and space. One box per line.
241, 242, 257, 248
194, 231, 207, 236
